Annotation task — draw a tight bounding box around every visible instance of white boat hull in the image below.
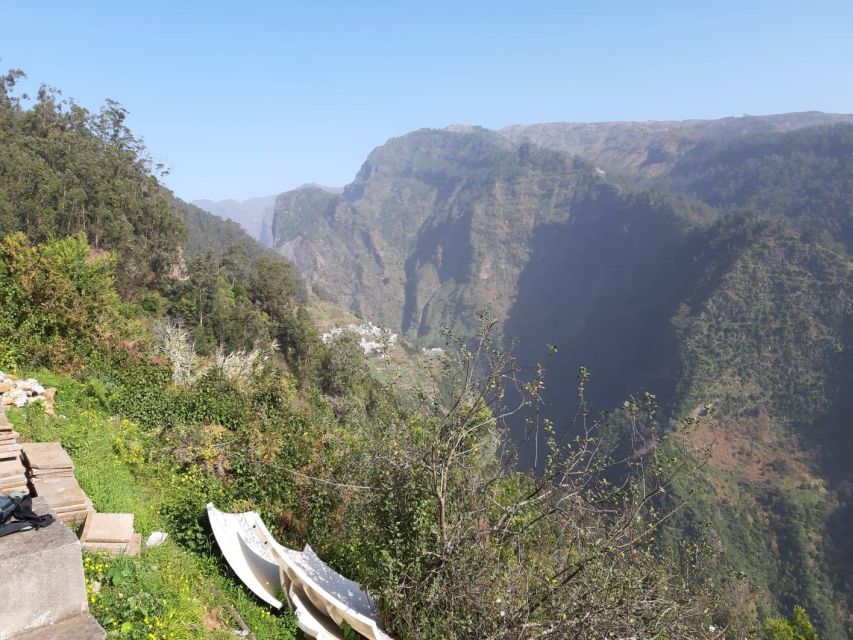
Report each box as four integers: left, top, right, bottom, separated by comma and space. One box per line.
208, 503, 393, 640
206, 503, 284, 609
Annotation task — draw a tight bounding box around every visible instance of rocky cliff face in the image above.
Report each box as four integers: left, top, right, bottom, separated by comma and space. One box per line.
268, 115, 853, 636
272, 127, 643, 343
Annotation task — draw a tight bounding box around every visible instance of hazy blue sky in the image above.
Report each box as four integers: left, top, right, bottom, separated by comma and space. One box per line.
4, 0, 853, 201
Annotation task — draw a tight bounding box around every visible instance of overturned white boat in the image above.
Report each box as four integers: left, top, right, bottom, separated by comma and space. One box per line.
207, 503, 393, 640
206, 503, 285, 609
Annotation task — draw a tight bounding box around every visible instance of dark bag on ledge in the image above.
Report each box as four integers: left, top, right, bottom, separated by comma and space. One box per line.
0, 492, 55, 537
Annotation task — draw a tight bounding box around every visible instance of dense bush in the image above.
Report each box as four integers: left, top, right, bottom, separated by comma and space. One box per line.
0, 233, 130, 369
325, 322, 729, 639
8, 372, 299, 639
763, 606, 820, 640
5, 68, 835, 639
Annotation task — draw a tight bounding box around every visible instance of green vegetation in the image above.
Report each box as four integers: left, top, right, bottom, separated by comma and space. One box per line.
1, 229, 738, 638
269, 123, 853, 637
1, 68, 848, 638
10, 372, 298, 640
174, 198, 275, 263
667, 124, 853, 252
764, 606, 820, 640
0, 232, 131, 370
0, 70, 180, 293
498, 112, 853, 185
0, 67, 303, 363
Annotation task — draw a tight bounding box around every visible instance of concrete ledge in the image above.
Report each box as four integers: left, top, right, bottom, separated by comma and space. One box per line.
10, 613, 105, 640
0, 498, 88, 640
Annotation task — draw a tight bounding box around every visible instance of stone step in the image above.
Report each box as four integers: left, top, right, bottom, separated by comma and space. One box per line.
0, 498, 89, 640
9, 613, 105, 640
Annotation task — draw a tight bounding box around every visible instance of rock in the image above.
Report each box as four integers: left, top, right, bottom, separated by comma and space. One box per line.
44, 388, 57, 415
0, 382, 11, 393
30, 476, 93, 515
10, 612, 105, 640
0, 442, 23, 460
11, 390, 28, 408
80, 534, 141, 556
145, 531, 168, 548
22, 442, 75, 474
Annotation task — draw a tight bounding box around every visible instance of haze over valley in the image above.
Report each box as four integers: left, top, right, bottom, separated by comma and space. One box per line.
3, 3, 853, 639
194, 111, 853, 636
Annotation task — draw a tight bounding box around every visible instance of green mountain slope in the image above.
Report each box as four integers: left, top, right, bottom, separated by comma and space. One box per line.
508, 208, 853, 635
663, 123, 853, 251
0, 72, 286, 298
269, 122, 853, 636
669, 217, 853, 637
174, 198, 277, 262
1, 71, 749, 640
191, 195, 278, 245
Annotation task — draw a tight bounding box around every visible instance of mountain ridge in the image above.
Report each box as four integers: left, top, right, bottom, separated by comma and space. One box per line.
265, 115, 853, 636
499, 111, 853, 182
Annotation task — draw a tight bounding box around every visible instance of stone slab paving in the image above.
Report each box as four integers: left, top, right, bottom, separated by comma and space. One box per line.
0, 477, 28, 491
26, 471, 74, 480
80, 532, 142, 556
31, 477, 89, 505
80, 513, 133, 543
0, 429, 27, 493
54, 504, 92, 516
0, 443, 23, 459
0, 459, 25, 476
21, 443, 74, 473
30, 477, 94, 525
80, 513, 140, 556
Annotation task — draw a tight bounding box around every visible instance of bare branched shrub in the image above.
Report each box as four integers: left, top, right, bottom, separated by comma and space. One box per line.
215, 339, 279, 388
153, 319, 198, 385
154, 318, 279, 388
342, 312, 727, 640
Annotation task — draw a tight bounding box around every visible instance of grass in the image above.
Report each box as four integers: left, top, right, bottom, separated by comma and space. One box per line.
8, 370, 298, 640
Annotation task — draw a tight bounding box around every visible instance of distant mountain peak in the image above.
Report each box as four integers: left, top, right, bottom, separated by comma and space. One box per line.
191, 194, 279, 245
292, 183, 343, 194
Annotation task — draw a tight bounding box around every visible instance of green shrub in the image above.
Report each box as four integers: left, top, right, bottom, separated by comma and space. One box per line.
158, 466, 231, 554
764, 606, 820, 640
10, 372, 298, 639
0, 233, 128, 368
181, 370, 247, 429
84, 549, 210, 640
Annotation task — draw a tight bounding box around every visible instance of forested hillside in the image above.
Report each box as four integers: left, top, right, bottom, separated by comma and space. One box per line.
663, 124, 853, 251
0, 70, 764, 639
273, 127, 710, 344
270, 119, 853, 637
